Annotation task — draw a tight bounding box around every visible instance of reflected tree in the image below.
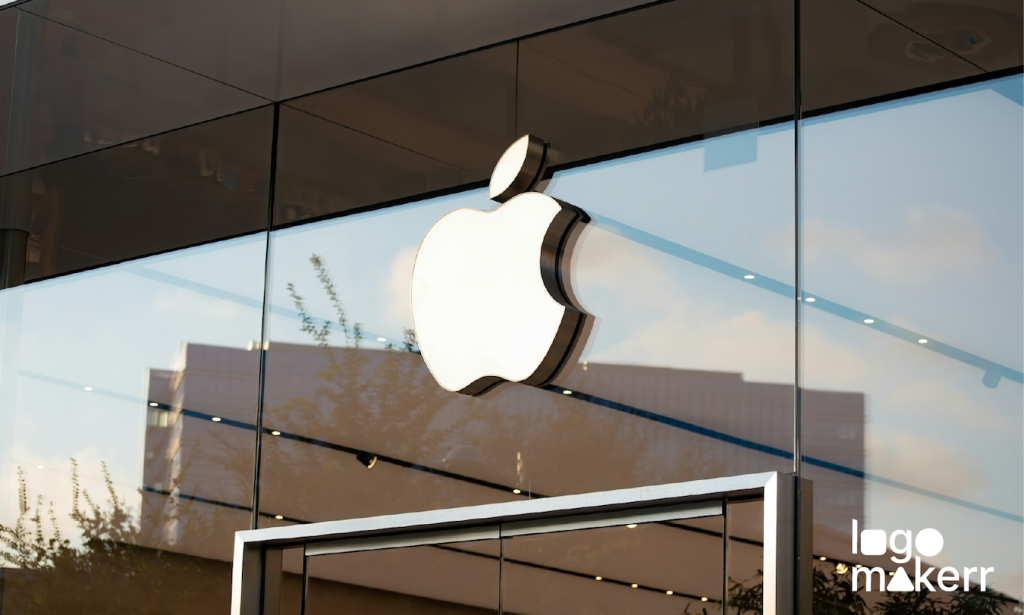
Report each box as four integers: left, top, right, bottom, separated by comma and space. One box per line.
0, 460, 234, 615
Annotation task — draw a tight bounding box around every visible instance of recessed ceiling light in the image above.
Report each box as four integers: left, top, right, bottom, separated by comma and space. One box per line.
512, 488, 521, 494
666, 590, 673, 595
626, 523, 638, 529
274, 515, 283, 520
376, 337, 386, 342
743, 274, 755, 280
631, 584, 638, 589
805, 297, 816, 303
863, 319, 874, 324
595, 576, 602, 581
918, 339, 928, 344
83, 386, 93, 391
271, 430, 281, 436
701, 597, 708, 602
820, 556, 826, 561
212, 417, 222, 422
149, 402, 158, 407
37, 465, 44, 469
562, 390, 572, 395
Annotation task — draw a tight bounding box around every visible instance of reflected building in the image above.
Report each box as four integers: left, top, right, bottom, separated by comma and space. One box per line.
141, 341, 864, 610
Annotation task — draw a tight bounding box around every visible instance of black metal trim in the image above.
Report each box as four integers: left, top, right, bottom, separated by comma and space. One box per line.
251, 102, 281, 529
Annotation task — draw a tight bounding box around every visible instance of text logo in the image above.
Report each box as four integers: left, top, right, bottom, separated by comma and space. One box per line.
851, 519, 994, 592
411, 135, 591, 396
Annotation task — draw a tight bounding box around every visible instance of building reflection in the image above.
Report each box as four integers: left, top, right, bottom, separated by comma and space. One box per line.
140, 341, 864, 612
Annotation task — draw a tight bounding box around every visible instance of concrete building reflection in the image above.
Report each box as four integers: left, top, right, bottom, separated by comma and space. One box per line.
142, 341, 865, 612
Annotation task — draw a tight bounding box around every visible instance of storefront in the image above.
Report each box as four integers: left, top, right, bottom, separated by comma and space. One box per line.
0, 0, 1020, 613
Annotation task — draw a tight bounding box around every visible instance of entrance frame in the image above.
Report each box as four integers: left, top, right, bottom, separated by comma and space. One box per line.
231, 471, 811, 615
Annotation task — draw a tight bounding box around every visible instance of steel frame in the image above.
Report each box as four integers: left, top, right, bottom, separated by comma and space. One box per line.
232, 471, 811, 614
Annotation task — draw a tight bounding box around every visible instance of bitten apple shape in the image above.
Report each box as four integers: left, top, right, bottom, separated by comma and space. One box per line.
410, 137, 590, 396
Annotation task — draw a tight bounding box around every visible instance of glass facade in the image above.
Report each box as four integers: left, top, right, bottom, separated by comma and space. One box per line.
0, 0, 1020, 613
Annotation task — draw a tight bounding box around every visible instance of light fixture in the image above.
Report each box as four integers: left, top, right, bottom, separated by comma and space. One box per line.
835, 563, 848, 575
855, 564, 862, 568
149, 402, 159, 407
701, 597, 708, 602
562, 389, 572, 395
356, 452, 378, 469
666, 590, 673, 595
83, 386, 93, 391
212, 417, 222, 422
271, 430, 281, 436
626, 523, 638, 529
918, 338, 928, 344
889, 572, 895, 576
743, 274, 755, 280
631, 584, 638, 589
819, 556, 826, 561
376, 337, 387, 342
274, 515, 283, 520
864, 318, 874, 324
595, 576, 602, 581
805, 297, 816, 303
512, 488, 521, 494
36, 465, 44, 469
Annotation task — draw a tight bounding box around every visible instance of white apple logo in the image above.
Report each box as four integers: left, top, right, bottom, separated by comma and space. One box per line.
410, 135, 591, 396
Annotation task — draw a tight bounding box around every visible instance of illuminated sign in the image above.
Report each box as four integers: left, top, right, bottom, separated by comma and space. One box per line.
410, 135, 591, 395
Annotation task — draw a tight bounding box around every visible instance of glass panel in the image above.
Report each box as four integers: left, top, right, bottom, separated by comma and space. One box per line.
277, 0, 687, 101
801, 0, 982, 113
258, 119, 794, 523
0, 8, 264, 177
0, 234, 266, 613
302, 540, 500, 614
19, 0, 282, 99
0, 9, 15, 176
502, 519, 724, 613
725, 500, 765, 615
518, 0, 794, 166
801, 75, 1023, 608
2, 105, 273, 283
275, 45, 515, 227
855, 0, 1022, 72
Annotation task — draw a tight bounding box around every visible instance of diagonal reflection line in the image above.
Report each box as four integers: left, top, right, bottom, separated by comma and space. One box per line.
124, 265, 403, 349
591, 212, 1024, 388
16, 7, 272, 101
547, 386, 1024, 523
850, 0, 987, 73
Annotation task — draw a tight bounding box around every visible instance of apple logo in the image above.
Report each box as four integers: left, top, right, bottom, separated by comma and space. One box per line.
410, 135, 592, 396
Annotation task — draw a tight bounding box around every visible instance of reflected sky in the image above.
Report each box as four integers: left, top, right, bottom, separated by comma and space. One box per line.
802, 76, 1023, 593
0, 234, 266, 541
